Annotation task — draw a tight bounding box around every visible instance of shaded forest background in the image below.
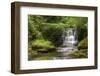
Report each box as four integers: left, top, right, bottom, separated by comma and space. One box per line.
28, 15, 88, 60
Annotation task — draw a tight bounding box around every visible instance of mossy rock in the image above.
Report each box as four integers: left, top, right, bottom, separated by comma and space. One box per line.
32, 39, 56, 52
78, 38, 88, 50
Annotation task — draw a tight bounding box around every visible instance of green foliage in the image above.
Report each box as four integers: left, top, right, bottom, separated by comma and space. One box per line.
78, 38, 88, 50
42, 16, 66, 23
28, 15, 88, 42
32, 39, 55, 52
28, 15, 43, 41
65, 17, 88, 28
41, 23, 65, 45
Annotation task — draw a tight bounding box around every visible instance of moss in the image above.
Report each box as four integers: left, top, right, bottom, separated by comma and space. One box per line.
78, 38, 88, 50
32, 39, 55, 52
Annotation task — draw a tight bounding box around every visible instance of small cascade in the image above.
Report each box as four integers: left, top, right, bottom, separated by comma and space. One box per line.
53, 28, 78, 60
62, 28, 77, 47
57, 28, 78, 53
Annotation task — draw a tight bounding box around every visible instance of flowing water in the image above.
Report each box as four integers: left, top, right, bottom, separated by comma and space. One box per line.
53, 28, 78, 59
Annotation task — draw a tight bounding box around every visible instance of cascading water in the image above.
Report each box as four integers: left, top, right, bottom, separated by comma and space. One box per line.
62, 28, 77, 47
53, 28, 78, 59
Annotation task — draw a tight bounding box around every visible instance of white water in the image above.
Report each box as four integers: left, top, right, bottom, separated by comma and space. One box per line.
53, 28, 78, 59
58, 28, 77, 52
62, 28, 77, 47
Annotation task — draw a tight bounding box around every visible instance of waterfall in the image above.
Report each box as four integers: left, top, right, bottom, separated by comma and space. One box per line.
62, 28, 77, 47
57, 28, 78, 52
53, 28, 78, 59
